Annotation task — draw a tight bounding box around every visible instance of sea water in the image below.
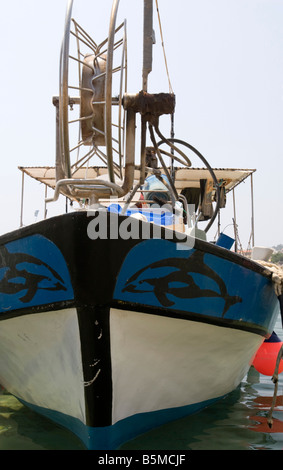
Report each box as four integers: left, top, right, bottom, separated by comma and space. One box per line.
1, 319, 283, 451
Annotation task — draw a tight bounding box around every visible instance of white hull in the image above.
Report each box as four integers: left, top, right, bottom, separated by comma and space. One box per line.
0, 306, 263, 448
0, 308, 86, 424
110, 308, 263, 424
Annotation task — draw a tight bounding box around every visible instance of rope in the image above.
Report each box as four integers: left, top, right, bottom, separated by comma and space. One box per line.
267, 343, 283, 428
155, 0, 173, 94
255, 260, 283, 296
255, 261, 283, 427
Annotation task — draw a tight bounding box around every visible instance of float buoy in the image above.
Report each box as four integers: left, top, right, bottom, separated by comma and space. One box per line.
252, 331, 283, 376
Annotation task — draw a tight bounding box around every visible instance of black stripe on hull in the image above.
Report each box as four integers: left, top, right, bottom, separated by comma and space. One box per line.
76, 305, 112, 428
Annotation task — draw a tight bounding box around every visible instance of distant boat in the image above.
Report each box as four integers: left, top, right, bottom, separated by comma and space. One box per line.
0, 0, 281, 450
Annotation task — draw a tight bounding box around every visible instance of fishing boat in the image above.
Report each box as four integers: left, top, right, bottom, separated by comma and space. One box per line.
0, 0, 281, 450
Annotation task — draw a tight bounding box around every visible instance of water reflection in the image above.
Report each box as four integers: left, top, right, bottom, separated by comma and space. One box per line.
0, 389, 83, 450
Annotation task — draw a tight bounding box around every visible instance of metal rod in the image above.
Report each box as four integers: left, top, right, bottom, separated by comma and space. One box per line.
92, 71, 107, 81
96, 146, 120, 168
250, 172, 255, 247
140, 117, 147, 185
45, 178, 125, 203
68, 114, 93, 124
69, 139, 90, 153
98, 20, 125, 51
60, 0, 74, 179
20, 170, 25, 227
70, 29, 97, 54
170, 113, 175, 177
105, 0, 120, 184
92, 99, 119, 105
69, 55, 94, 72
53, 96, 66, 182
112, 65, 122, 74
44, 185, 47, 219
68, 85, 93, 93
91, 125, 105, 136
232, 189, 238, 252
72, 18, 98, 50
71, 149, 96, 173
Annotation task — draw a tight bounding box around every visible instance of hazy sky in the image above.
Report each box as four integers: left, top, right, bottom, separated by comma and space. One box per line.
0, 0, 282, 248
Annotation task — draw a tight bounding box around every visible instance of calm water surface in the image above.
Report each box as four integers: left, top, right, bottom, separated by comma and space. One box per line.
1, 324, 283, 451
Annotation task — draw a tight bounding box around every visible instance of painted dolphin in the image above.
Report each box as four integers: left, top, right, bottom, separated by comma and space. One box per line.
122, 250, 242, 316
0, 245, 67, 303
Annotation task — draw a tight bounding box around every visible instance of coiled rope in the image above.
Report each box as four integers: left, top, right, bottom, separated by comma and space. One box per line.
255, 260, 283, 296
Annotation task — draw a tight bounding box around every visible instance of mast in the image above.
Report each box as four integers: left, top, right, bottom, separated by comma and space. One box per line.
142, 0, 153, 92
140, 0, 154, 185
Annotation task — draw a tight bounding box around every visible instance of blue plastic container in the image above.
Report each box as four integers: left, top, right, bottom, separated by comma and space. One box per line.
215, 232, 235, 250
107, 204, 174, 226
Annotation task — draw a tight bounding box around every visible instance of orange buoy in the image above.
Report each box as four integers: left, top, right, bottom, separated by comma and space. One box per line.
252, 332, 283, 376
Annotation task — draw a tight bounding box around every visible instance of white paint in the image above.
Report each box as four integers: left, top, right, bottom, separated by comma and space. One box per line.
0, 308, 86, 423
110, 308, 262, 424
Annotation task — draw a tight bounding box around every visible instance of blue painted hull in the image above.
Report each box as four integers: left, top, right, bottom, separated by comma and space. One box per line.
19, 394, 223, 450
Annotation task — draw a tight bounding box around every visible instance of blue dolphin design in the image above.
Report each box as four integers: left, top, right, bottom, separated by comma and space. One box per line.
0, 245, 67, 303
122, 250, 242, 316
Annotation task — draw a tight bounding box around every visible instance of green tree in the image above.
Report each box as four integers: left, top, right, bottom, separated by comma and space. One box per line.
271, 251, 283, 265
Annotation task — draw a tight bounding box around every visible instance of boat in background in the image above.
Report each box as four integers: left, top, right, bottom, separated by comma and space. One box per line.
0, 0, 281, 450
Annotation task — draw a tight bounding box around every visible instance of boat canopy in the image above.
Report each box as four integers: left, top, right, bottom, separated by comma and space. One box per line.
18, 166, 255, 195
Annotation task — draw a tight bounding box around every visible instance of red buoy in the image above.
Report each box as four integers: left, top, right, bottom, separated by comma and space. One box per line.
252, 332, 283, 376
